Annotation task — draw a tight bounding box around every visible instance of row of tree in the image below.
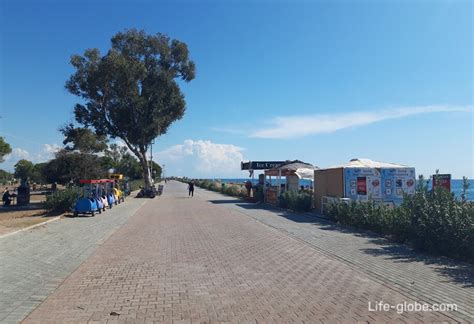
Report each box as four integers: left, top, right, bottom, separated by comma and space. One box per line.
0, 133, 161, 186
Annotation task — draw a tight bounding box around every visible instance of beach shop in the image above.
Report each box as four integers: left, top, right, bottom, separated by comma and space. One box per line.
314, 158, 416, 213
263, 160, 318, 204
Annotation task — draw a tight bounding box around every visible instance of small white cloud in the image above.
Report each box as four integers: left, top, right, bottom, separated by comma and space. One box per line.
5, 148, 30, 161
156, 139, 245, 177
43, 144, 61, 154
36, 144, 61, 162
251, 105, 473, 139
1, 148, 31, 172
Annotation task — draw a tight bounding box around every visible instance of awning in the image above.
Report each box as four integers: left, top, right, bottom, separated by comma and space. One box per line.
295, 168, 315, 180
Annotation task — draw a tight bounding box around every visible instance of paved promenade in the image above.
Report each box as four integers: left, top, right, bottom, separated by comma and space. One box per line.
0, 195, 147, 323
196, 187, 474, 322
19, 181, 469, 323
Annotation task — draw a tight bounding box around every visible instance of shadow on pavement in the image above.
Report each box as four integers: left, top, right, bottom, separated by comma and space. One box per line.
361, 243, 474, 288
208, 197, 474, 288
208, 199, 242, 204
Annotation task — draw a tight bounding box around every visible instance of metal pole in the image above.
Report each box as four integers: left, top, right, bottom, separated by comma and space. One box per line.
149, 140, 155, 185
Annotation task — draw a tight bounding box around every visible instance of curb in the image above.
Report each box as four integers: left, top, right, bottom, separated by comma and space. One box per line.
0, 216, 62, 239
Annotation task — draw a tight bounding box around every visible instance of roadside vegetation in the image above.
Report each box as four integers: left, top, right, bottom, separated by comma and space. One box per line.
326, 176, 474, 262
192, 179, 249, 199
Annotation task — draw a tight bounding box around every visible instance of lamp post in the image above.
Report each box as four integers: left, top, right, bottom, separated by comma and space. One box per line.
150, 139, 155, 185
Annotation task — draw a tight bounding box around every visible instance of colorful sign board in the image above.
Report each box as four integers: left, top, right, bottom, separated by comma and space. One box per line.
344, 167, 416, 205
344, 168, 382, 200
432, 174, 451, 191
380, 168, 416, 204
109, 174, 124, 180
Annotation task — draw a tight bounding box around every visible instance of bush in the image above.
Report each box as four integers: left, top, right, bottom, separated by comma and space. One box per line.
224, 185, 241, 197
279, 190, 313, 212
326, 187, 474, 262
128, 179, 144, 192
43, 188, 82, 213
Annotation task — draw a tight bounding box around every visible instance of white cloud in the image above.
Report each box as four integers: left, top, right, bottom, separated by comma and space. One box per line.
1, 148, 31, 172
35, 144, 61, 162
43, 144, 61, 154
251, 105, 473, 139
5, 148, 30, 160
156, 139, 245, 177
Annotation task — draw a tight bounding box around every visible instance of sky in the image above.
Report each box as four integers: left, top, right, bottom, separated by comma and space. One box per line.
0, 0, 473, 179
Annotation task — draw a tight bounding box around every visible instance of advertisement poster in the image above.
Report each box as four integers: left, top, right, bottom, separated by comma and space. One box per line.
344, 168, 381, 200
381, 168, 416, 205
357, 177, 367, 195
432, 174, 451, 192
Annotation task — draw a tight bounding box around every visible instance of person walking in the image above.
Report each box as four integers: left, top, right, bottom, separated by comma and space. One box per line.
188, 180, 195, 197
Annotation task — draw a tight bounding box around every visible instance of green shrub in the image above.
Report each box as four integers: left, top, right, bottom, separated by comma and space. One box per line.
224, 185, 240, 197
326, 186, 474, 262
238, 187, 248, 198
128, 179, 144, 191
43, 188, 82, 213
278, 190, 313, 212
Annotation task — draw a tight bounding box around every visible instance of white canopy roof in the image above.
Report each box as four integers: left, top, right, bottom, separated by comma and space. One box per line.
295, 168, 315, 180
327, 158, 410, 169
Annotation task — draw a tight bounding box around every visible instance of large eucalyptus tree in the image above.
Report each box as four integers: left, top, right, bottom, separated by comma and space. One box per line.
66, 29, 195, 188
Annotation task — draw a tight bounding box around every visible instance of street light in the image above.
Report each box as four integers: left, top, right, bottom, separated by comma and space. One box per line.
149, 139, 155, 185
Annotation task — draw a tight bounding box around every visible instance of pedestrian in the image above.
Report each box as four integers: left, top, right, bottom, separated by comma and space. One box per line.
188, 180, 195, 197
2, 188, 11, 206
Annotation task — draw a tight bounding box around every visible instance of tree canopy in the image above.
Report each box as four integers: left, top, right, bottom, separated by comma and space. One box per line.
66, 29, 195, 187
14, 159, 34, 180
42, 150, 105, 184
0, 137, 12, 163
60, 124, 108, 153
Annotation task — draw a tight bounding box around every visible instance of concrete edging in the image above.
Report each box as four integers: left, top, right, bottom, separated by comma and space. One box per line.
0, 216, 62, 239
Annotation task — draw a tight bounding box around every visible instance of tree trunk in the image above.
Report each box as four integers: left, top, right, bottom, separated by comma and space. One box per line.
138, 152, 152, 189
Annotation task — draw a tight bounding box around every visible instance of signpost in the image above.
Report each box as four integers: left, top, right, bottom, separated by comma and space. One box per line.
241, 161, 285, 170
433, 174, 451, 191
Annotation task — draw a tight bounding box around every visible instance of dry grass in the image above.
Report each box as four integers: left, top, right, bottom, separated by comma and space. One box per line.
0, 209, 66, 236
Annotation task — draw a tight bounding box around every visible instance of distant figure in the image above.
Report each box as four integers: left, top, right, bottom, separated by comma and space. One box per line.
245, 180, 252, 197
51, 182, 57, 192
124, 180, 130, 195
188, 181, 195, 197
2, 188, 11, 206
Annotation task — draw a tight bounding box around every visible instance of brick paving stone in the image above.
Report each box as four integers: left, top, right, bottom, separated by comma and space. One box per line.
195, 184, 474, 322
23, 181, 464, 323
0, 194, 147, 323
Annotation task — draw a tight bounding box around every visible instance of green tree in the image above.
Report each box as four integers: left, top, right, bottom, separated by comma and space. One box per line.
42, 150, 105, 184
0, 169, 13, 185
60, 124, 108, 153
150, 161, 162, 179
104, 143, 129, 168
66, 29, 195, 188
14, 159, 34, 180
0, 137, 12, 163
31, 162, 47, 183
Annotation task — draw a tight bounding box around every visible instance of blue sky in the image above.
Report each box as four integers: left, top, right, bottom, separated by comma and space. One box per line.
1, 0, 473, 178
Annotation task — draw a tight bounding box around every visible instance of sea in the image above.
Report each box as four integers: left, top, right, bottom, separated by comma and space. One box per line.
210, 178, 474, 201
